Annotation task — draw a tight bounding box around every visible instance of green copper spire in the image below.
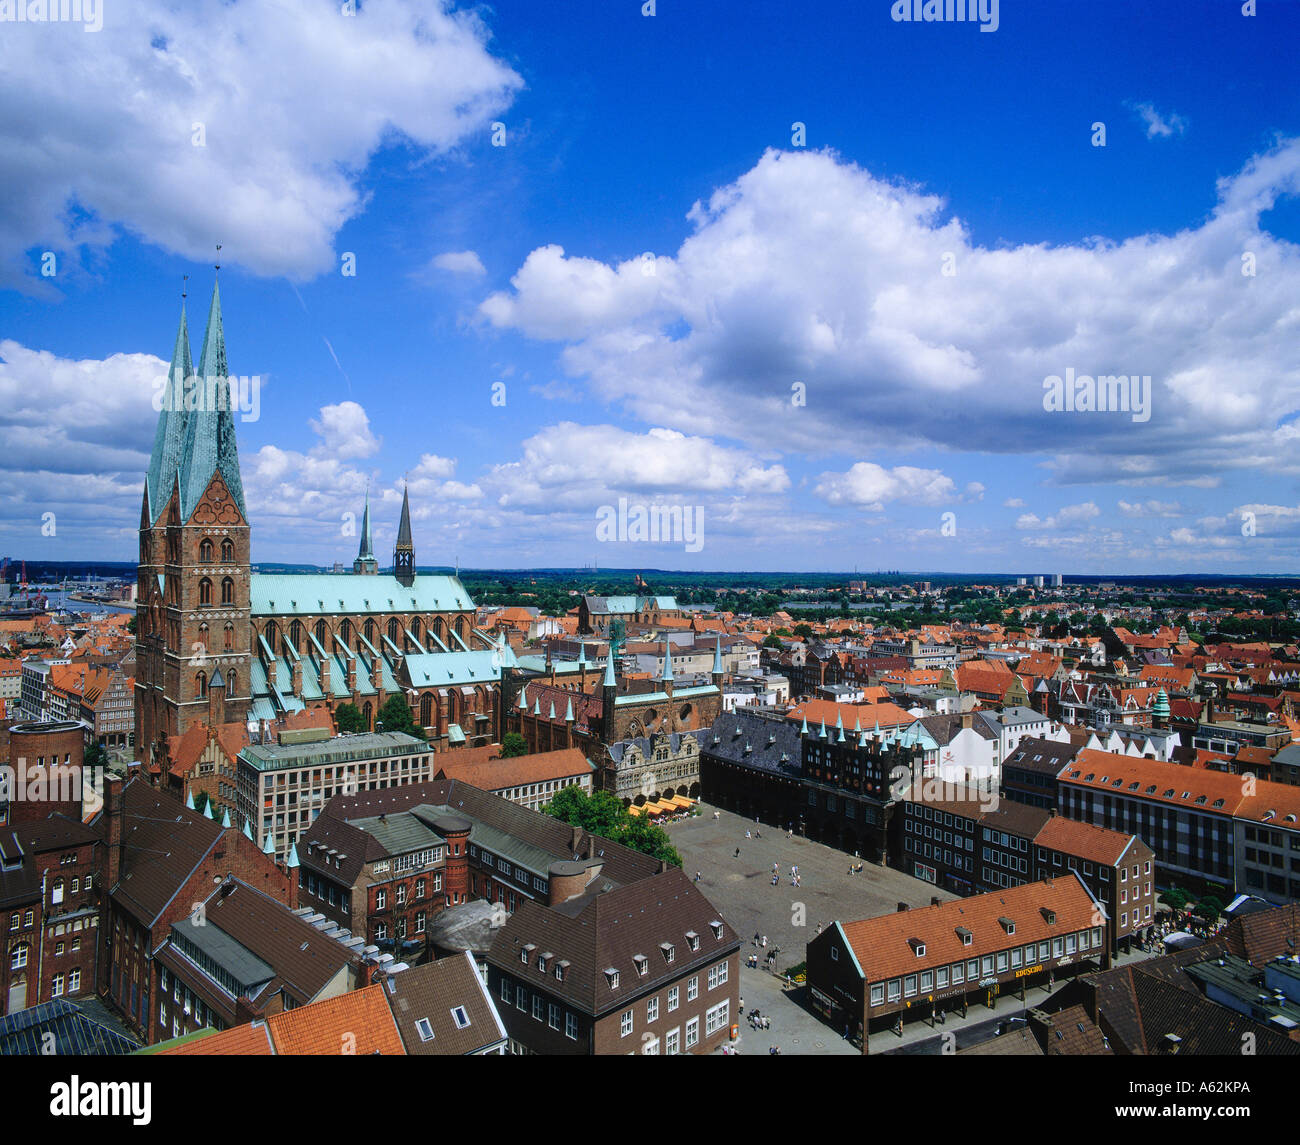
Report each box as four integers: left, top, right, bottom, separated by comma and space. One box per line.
242, 819, 254, 842
263, 832, 275, 856
548, 701, 557, 720
818, 720, 828, 739
394, 483, 415, 587
288, 842, 300, 869
661, 642, 674, 683
517, 684, 529, 710
604, 649, 617, 688
184, 790, 195, 811
146, 297, 193, 521
712, 637, 724, 677
565, 698, 574, 722
800, 716, 809, 735
178, 275, 247, 521
354, 486, 377, 573
220, 806, 231, 829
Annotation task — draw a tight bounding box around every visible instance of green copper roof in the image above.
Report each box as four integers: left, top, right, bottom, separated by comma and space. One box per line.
145, 300, 193, 521
178, 278, 247, 522
661, 641, 674, 682
249, 573, 474, 616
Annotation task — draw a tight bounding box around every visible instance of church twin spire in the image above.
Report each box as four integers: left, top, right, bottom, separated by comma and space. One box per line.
145, 274, 247, 524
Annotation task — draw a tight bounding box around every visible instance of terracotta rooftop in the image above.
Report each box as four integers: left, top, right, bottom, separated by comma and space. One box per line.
264, 984, 406, 1055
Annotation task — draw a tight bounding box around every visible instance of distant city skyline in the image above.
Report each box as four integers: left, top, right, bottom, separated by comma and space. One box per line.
2, 2, 1299, 572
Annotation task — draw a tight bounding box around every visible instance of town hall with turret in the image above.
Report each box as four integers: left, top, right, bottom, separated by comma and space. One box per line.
134, 277, 509, 776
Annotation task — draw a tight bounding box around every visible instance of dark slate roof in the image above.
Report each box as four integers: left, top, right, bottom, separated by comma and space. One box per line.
304, 778, 661, 891
0, 997, 142, 1056
1002, 737, 1079, 776
168, 880, 353, 1009
484, 867, 740, 1018
107, 779, 226, 929
0, 814, 101, 907
384, 950, 507, 1055
700, 709, 802, 780
918, 713, 996, 745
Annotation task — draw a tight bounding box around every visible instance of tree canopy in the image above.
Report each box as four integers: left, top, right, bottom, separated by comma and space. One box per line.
541, 787, 682, 867
500, 732, 529, 758
334, 702, 366, 734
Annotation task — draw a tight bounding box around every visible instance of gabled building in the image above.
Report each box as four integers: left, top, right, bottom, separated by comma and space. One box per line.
483, 866, 740, 1055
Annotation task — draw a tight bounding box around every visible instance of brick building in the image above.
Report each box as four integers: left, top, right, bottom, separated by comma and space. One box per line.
484, 866, 740, 1055
806, 875, 1108, 1052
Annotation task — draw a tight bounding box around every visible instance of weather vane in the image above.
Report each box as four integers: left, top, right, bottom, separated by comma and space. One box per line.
182, 273, 188, 301
215, 242, 222, 272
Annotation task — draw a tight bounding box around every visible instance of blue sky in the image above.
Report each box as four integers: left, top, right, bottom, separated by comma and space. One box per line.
2, 0, 1300, 573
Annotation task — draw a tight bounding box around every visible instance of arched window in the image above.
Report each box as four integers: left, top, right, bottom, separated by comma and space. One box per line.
362, 701, 372, 730
221, 538, 234, 562
224, 622, 234, 651
221, 577, 234, 604
420, 694, 432, 727
455, 617, 466, 639
387, 618, 401, 646
199, 539, 213, 563
264, 621, 279, 650
141, 535, 151, 564
411, 617, 423, 642
433, 616, 445, 642
227, 669, 236, 696
198, 578, 212, 605
290, 620, 303, 648
198, 622, 208, 655
364, 619, 376, 643
196, 672, 207, 698
340, 619, 352, 648
315, 619, 328, 647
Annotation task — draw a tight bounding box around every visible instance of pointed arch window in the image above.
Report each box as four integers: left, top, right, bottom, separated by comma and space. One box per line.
315, 619, 328, 647
199, 578, 212, 606
196, 672, 207, 698
220, 538, 234, 563
420, 694, 432, 727
387, 618, 401, 646
290, 620, 303, 649
364, 619, 376, 643
340, 619, 353, 647
199, 539, 213, 563
221, 577, 234, 605
223, 622, 234, 651
227, 669, 236, 696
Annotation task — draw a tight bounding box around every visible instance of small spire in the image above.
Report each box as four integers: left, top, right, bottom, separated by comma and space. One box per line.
533, 697, 541, 716
800, 716, 809, 735
712, 636, 724, 677
242, 819, 254, 842
818, 720, 828, 739
565, 698, 574, 722
661, 641, 674, 684
287, 842, 300, 869
517, 684, 529, 710
184, 790, 195, 811
220, 806, 232, 829
263, 832, 275, 856
604, 649, 617, 688
203, 801, 214, 820
548, 701, 557, 721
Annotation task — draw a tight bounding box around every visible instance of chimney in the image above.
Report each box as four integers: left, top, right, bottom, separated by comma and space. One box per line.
931, 896, 941, 907
961, 711, 973, 731
258, 718, 267, 745
897, 901, 909, 912
103, 774, 124, 891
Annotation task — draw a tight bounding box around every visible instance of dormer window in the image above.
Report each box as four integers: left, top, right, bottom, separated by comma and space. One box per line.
556, 959, 569, 982
537, 952, 551, 973
709, 920, 724, 941
998, 917, 1015, 936
908, 938, 926, 958
1041, 908, 1056, 925
633, 954, 648, 976
686, 931, 700, 952
521, 943, 536, 965
956, 927, 972, 946
605, 968, 620, 989
661, 942, 675, 964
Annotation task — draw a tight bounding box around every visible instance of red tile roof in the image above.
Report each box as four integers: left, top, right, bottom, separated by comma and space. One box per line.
264, 984, 406, 1055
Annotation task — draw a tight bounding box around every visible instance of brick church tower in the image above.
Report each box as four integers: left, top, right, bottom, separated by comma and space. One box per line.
135, 276, 252, 767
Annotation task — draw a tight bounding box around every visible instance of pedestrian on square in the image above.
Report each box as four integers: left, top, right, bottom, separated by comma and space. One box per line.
735, 847, 741, 858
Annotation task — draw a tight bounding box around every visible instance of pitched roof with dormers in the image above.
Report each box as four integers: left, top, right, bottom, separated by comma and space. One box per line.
833, 875, 1101, 985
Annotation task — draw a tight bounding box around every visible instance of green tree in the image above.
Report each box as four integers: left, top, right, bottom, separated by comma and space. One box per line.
793, 623, 814, 639
334, 702, 366, 734
762, 635, 783, 649
377, 694, 426, 741
541, 787, 682, 867
1194, 895, 1224, 924
1159, 886, 1189, 912
500, 732, 528, 758
126, 615, 137, 635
